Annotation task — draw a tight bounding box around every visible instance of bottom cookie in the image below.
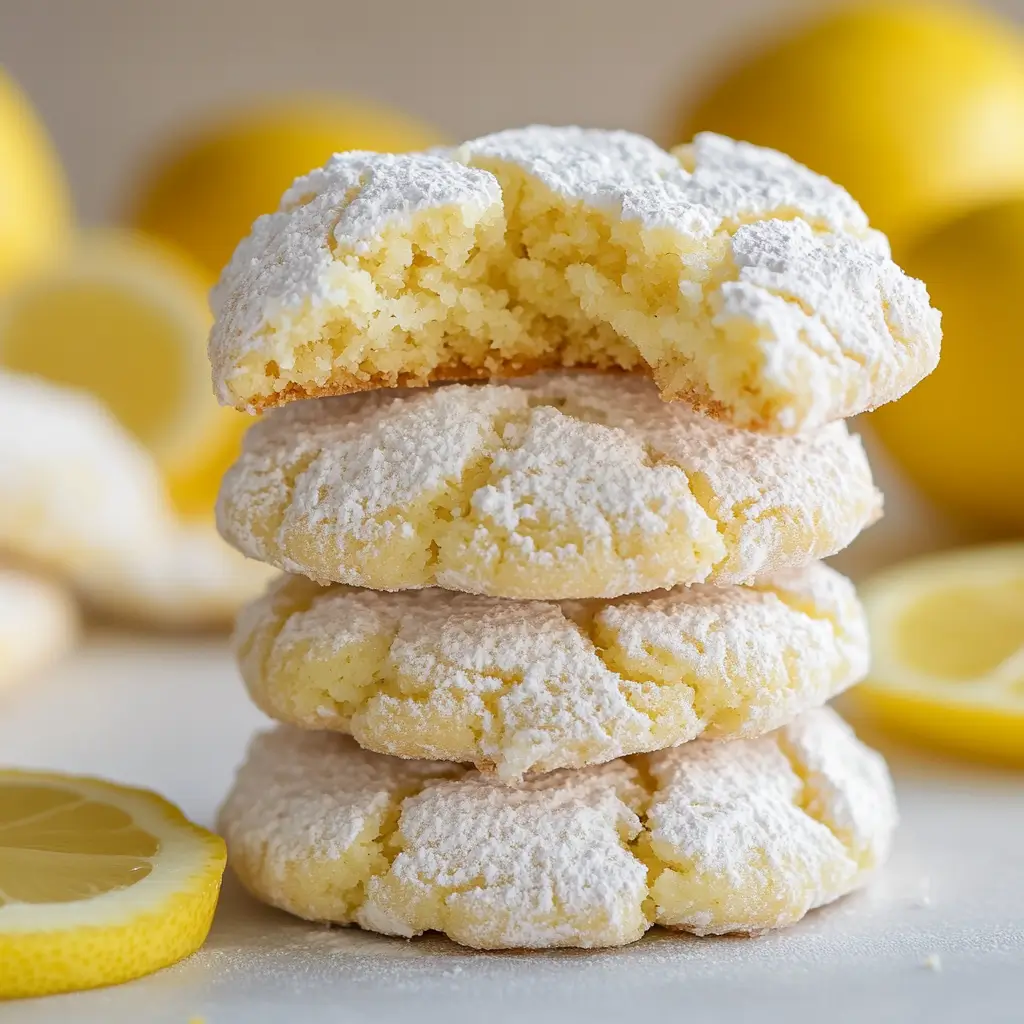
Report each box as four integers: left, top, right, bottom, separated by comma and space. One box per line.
220, 708, 896, 950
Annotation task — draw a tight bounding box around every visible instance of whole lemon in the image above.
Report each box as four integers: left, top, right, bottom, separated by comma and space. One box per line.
127, 97, 441, 280
870, 200, 1024, 532
675, 2, 1024, 252
0, 68, 71, 290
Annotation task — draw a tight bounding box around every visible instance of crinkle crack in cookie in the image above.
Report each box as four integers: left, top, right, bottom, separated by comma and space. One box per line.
209, 126, 941, 433
0, 569, 78, 689
217, 373, 881, 599
219, 708, 897, 949
237, 562, 868, 780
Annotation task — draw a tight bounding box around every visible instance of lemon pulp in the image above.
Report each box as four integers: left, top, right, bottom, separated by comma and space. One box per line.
0, 771, 226, 998
894, 580, 1024, 683
0, 785, 158, 905
857, 545, 1024, 764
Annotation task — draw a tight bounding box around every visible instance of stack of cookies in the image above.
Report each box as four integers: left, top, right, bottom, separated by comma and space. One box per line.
212, 127, 940, 950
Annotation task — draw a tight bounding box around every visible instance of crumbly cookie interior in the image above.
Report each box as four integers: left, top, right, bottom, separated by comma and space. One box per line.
229, 158, 809, 427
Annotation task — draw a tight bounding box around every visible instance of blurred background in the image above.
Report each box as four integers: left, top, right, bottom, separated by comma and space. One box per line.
1, 0, 1023, 758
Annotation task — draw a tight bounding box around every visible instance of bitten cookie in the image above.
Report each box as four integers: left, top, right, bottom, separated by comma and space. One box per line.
209, 126, 940, 433
236, 562, 868, 780
220, 707, 897, 949
217, 373, 881, 599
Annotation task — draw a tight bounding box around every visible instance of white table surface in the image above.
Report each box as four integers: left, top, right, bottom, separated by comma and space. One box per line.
0, 632, 1021, 1024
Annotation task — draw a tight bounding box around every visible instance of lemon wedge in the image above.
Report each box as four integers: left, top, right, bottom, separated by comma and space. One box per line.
0, 230, 249, 518
857, 544, 1024, 765
0, 769, 225, 998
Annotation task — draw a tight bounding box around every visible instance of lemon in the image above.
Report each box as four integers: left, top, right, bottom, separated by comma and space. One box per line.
676, 2, 1024, 252
0, 230, 249, 518
857, 544, 1024, 765
0, 769, 225, 998
0, 68, 71, 291
870, 200, 1024, 531
128, 96, 440, 280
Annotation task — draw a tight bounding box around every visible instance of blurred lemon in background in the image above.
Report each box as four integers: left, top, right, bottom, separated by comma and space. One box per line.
0, 67, 71, 290
0, 231, 248, 518
676, 1, 1024, 252
858, 544, 1024, 764
870, 201, 1024, 532
127, 97, 441, 280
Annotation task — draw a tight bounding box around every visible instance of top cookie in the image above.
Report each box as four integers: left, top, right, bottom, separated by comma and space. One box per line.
209, 126, 941, 433
216, 372, 881, 599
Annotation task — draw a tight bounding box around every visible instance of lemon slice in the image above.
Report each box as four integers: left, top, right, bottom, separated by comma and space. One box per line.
0, 769, 226, 998
0, 230, 249, 518
857, 544, 1024, 764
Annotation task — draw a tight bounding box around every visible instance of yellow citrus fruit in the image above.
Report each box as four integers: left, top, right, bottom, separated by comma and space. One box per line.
0, 230, 250, 518
0, 769, 225, 998
128, 96, 440, 280
856, 544, 1024, 765
870, 199, 1024, 531
0, 67, 71, 290
675, 1, 1024, 252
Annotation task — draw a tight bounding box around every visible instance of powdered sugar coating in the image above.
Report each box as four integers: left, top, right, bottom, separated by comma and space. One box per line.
216, 373, 882, 599
236, 562, 869, 779
220, 708, 897, 949
211, 151, 501, 356
209, 126, 940, 434
463, 126, 869, 237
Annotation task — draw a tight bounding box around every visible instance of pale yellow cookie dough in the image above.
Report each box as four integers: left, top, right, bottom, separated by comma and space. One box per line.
209, 127, 940, 434
217, 373, 881, 599
0, 569, 78, 689
219, 708, 897, 949
236, 562, 868, 780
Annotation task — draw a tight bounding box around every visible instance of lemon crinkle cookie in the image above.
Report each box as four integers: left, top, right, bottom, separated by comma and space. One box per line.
0, 371, 168, 574
237, 562, 868, 780
217, 373, 881, 599
209, 126, 941, 433
79, 523, 273, 630
0, 371, 270, 628
0, 570, 78, 689
220, 707, 897, 949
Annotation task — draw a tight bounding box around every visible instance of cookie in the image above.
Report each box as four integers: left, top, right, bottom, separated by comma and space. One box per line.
236, 562, 868, 780
217, 373, 881, 599
78, 523, 273, 630
220, 707, 897, 949
209, 126, 940, 433
0, 569, 78, 689
0, 371, 168, 575
0, 372, 271, 629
